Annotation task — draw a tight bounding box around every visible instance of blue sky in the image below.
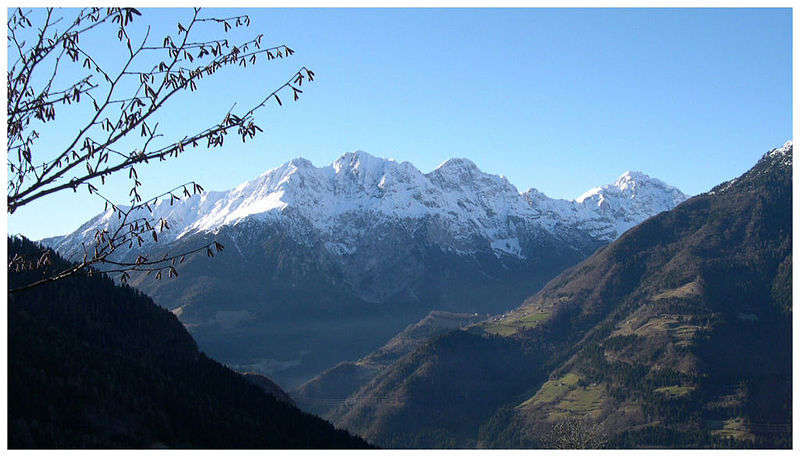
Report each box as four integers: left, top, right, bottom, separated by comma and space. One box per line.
8, 8, 792, 240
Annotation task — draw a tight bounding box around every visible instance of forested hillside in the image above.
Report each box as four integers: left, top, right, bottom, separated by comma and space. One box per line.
8, 236, 369, 449
332, 143, 792, 449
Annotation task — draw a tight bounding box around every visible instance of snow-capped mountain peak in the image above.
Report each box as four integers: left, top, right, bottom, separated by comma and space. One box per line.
568, 170, 686, 238
577, 170, 677, 203
45, 151, 688, 260
433, 157, 480, 174
766, 140, 792, 162
614, 170, 654, 191
333, 150, 390, 174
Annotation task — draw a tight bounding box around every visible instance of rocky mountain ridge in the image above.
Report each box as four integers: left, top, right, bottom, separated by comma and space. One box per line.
45, 150, 687, 260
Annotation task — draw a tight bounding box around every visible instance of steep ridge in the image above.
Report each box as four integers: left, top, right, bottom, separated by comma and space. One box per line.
242, 372, 297, 406
293, 310, 485, 417
8, 236, 369, 449
44, 151, 687, 388
331, 142, 792, 448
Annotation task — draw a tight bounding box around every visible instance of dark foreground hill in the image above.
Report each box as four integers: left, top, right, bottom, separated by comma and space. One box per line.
331, 142, 792, 448
8, 236, 369, 449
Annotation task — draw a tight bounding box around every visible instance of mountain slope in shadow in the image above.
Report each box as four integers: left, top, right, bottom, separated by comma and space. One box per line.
8, 236, 370, 449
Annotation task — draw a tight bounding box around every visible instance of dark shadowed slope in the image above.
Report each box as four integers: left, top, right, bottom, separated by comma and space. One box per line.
332, 142, 792, 449
242, 372, 297, 406
294, 310, 484, 417
8, 236, 370, 449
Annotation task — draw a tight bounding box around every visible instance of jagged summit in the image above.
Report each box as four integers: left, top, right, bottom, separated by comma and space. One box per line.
332, 150, 395, 173
613, 170, 668, 191
287, 157, 314, 168
433, 157, 480, 173
768, 140, 793, 156
45, 150, 688, 259
577, 170, 679, 203
617, 169, 649, 181
764, 140, 792, 165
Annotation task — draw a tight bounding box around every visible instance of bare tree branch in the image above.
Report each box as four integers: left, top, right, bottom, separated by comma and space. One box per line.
8, 7, 316, 291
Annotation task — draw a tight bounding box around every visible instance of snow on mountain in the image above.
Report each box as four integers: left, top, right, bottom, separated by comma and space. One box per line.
541, 170, 687, 240
46, 151, 688, 259
766, 140, 793, 167
709, 140, 792, 196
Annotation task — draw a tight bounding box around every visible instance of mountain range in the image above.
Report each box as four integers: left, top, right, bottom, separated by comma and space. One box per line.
47, 152, 686, 259
17, 140, 792, 449
44, 151, 687, 387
